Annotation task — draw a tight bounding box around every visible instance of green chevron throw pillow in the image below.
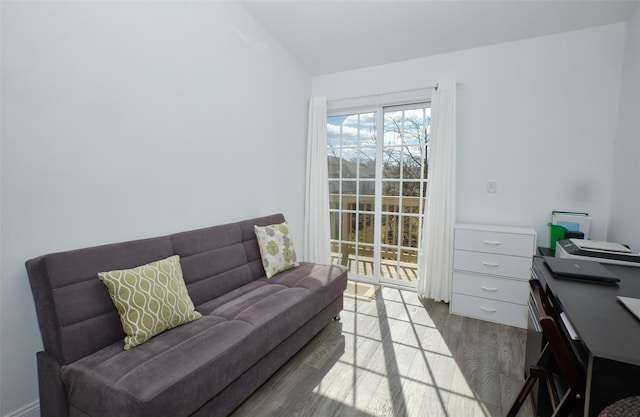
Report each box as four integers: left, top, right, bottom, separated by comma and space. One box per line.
254, 221, 299, 278
98, 255, 201, 350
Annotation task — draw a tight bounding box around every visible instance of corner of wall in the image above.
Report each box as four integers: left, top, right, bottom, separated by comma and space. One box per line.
607, 4, 640, 251
3, 401, 39, 417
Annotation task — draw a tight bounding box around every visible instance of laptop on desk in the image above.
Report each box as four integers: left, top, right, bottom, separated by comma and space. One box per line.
543, 256, 620, 284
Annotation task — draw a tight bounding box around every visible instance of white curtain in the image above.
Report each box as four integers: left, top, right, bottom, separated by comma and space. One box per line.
417, 81, 457, 302
303, 96, 331, 264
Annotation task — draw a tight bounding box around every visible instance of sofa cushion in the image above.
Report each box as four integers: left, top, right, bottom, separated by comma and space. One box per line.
98, 255, 201, 350
203, 263, 346, 324
62, 316, 256, 417
205, 282, 288, 319
254, 221, 299, 278
61, 262, 348, 417
268, 262, 350, 312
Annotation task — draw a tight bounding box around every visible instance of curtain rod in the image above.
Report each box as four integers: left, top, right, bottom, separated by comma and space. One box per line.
327, 83, 461, 104
435, 82, 463, 91
331, 86, 434, 103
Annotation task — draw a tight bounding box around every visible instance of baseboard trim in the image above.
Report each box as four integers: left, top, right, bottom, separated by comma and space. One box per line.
4, 401, 39, 417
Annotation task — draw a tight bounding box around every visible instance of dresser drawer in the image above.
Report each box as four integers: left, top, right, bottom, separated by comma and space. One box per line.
450, 293, 528, 328
452, 272, 529, 305
453, 249, 532, 279
454, 228, 535, 257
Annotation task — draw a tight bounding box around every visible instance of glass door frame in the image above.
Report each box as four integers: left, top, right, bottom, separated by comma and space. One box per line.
328, 103, 430, 290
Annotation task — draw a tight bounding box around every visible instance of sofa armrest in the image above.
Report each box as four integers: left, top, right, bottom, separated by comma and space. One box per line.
37, 351, 69, 417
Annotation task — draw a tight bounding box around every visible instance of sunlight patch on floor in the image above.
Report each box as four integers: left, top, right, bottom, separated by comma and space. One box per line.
311, 287, 481, 416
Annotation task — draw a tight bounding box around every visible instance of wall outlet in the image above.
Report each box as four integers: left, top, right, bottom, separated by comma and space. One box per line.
487, 180, 497, 193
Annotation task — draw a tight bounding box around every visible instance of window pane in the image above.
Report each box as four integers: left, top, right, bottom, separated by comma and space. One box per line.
382, 181, 399, 196
330, 212, 340, 240
358, 214, 375, 244
327, 115, 344, 148
327, 152, 340, 178
402, 196, 423, 214
381, 181, 400, 213
402, 181, 421, 197
359, 180, 376, 196
342, 218, 356, 242
384, 111, 402, 146
381, 214, 399, 246
340, 149, 358, 178
402, 145, 424, 179
330, 242, 340, 265
342, 242, 355, 272
358, 148, 376, 179
341, 114, 361, 147
400, 216, 421, 248
342, 197, 357, 212
356, 244, 374, 276
329, 181, 340, 209
382, 199, 400, 213
342, 181, 356, 210
402, 110, 425, 146
382, 148, 401, 179
401, 249, 419, 263
359, 112, 376, 147
359, 202, 375, 215
342, 181, 356, 194
399, 249, 418, 281
359, 201, 375, 213
380, 246, 398, 279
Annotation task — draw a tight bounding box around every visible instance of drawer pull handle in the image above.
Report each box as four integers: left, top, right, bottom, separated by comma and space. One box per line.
481, 286, 498, 292
480, 307, 497, 313
483, 240, 501, 245
482, 261, 500, 267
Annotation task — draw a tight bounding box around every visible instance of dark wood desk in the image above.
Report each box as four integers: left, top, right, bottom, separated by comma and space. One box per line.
530, 256, 640, 417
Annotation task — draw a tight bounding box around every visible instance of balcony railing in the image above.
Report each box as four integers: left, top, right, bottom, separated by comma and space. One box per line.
329, 194, 424, 282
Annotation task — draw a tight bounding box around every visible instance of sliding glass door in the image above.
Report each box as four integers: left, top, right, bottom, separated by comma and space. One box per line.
327, 104, 430, 287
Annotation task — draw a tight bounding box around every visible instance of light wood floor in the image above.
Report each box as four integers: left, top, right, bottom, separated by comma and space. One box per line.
231, 287, 535, 417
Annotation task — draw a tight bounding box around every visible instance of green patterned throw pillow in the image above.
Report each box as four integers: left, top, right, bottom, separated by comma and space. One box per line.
98, 255, 201, 350
254, 221, 299, 278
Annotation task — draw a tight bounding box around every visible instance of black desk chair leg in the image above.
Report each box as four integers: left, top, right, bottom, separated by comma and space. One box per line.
507, 365, 558, 417
508, 280, 585, 417
552, 389, 577, 417
507, 373, 538, 417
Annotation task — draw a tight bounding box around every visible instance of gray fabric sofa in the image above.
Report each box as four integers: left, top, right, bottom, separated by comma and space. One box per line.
26, 213, 347, 417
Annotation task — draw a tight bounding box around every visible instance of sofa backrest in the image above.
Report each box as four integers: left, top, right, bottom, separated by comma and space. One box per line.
26, 213, 284, 365
170, 214, 283, 306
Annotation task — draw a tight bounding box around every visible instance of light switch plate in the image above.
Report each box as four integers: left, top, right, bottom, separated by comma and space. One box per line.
487, 180, 497, 193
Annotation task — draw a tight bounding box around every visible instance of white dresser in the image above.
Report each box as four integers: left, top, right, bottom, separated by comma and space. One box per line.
451, 223, 537, 328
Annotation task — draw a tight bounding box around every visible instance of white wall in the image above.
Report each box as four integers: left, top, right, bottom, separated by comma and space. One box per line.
313, 24, 626, 246
0, 2, 310, 415
608, 5, 640, 251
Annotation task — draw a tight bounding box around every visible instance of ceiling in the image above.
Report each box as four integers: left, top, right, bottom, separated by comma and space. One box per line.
241, 0, 639, 76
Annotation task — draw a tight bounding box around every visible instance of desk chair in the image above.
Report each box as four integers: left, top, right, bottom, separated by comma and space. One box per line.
507, 280, 585, 417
